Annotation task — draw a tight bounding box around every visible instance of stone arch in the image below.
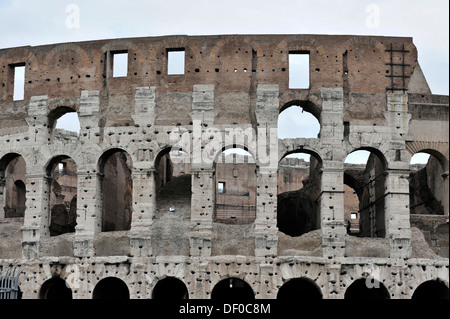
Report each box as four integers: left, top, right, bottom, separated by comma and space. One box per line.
211, 277, 255, 301
277, 149, 322, 237
273, 36, 327, 61
213, 146, 257, 224
39, 276, 72, 299
47, 105, 80, 137
412, 279, 449, 300
406, 141, 449, 171
152, 276, 189, 299
45, 155, 78, 237
344, 277, 390, 299
98, 148, 133, 232
408, 148, 449, 218
0, 153, 27, 218
280, 99, 321, 123
278, 103, 321, 139
92, 277, 129, 299
345, 147, 388, 238
277, 277, 323, 299
42, 43, 91, 70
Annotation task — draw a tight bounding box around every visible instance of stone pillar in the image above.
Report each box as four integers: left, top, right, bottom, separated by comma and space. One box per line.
73, 170, 102, 257
25, 95, 50, 145
254, 167, 278, 257
319, 167, 346, 259
189, 85, 215, 257
132, 86, 156, 128
385, 168, 412, 258
319, 88, 346, 259
443, 171, 449, 216
320, 88, 345, 145
0, 177, 5, 219
130, 168, 155, 257
79, 90, 101, 144
254, 84, 279, 257
189, 168, 213, 257
21, 174, 51, 259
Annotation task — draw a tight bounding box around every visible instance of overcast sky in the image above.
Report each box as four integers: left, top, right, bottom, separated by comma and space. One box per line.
1, 0, 448, 94
1, 0, 447, 164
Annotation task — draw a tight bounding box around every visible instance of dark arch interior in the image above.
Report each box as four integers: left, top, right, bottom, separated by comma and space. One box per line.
99, 149, 133, 232
277, 278, 322, 299
211, 278, 255, 301
152, 277, 189, 299
344, 278, 390, 299
412, 280, 449, 300
39, 277, 72, 299
277, 152, 321, 237
92, 277, 130, 299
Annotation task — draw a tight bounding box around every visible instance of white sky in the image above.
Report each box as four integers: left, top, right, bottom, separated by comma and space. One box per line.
1, 0, 447, 95
1, 0, 447, 164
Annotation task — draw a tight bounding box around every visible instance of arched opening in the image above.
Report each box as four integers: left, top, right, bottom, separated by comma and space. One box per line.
344, 149, 387, 238
92, 277, 129, 299
152, 277, 189, 299
155, 147, 191, 217
278, 105, 320, 139
412, 279, 449, 300
214, 147, 256, 224
344, 278, 390, 299
13, 180, 26, 217
1, 153, 26, 218
409, 151, 447, 216
39, 277, 72, 299
277, 277, 322, 299
47, 107, 81, 144
99, 149, 133, 232
153, 147, 191, 255
277, 151, 322, 237
211, 278, 255, 301
46, 156, 78, 237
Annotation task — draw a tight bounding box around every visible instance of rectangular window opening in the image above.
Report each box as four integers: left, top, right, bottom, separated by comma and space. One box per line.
112, 52, 128, 78
218, 182, 226, 194
351, 213, 358, 220
12, 64, 25, 101
289, 51, 310, 89
167, 49, 185, 75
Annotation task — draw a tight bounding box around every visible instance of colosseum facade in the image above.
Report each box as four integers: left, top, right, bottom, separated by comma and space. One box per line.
0, 34, 448, 300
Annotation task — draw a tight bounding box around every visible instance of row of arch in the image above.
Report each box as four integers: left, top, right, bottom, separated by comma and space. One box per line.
1, 140, 448, 237
37, 275, 449, 300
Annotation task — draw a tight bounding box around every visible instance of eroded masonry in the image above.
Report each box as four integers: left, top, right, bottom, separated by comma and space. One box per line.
0, 34, 448, 299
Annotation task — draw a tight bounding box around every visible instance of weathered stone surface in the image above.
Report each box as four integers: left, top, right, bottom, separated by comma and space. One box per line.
0, 34, 448, 299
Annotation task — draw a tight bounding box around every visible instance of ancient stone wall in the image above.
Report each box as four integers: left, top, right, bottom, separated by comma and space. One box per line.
0, 34, 448, 299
